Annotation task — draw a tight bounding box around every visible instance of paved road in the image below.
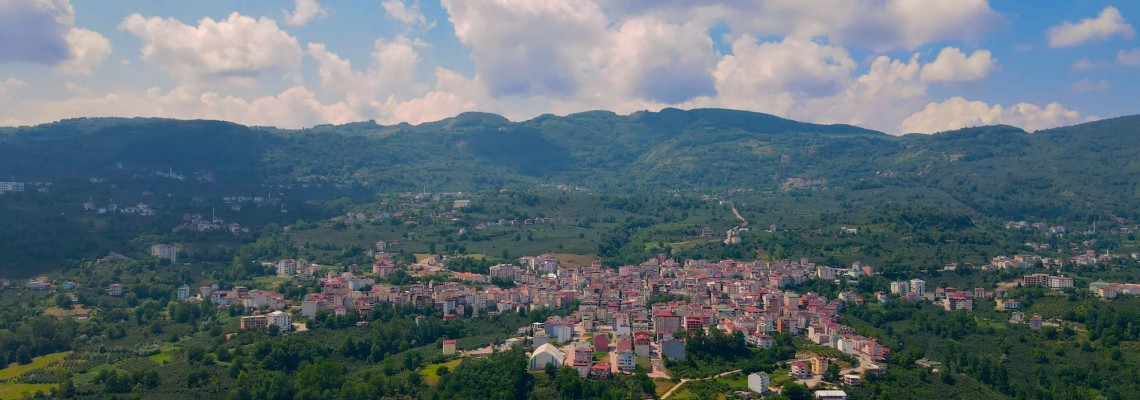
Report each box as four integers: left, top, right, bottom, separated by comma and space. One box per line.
660, 369, 742, 399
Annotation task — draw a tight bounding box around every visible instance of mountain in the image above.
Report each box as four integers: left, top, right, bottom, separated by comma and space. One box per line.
2, 109, 1138, 220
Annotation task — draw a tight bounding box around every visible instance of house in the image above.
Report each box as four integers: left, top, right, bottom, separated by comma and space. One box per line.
616, 350, 636, 371
747, 332, 773, 349
149, 243, 177, 262
842, 374, 863, 387
267, 310, 292, 332
442, 339, 457, 355
790, 361, 810, 379
1029, 314, 1043, 331
812, 355, 829, 375
107, 283, 124, 297
747, 372, 770, 394
529, 343, 565, 370
814, 389, 848, 400
588, 364, 613, 380
634, 331, 652, 357
176, 285, 191, 301
240, 315, 268, 329
594, 333, 609, 352
661, 338, 686, 361
573, 344, 593, 377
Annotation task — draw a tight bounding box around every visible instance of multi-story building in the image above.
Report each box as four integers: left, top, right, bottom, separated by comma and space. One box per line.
150, 244, 177, 262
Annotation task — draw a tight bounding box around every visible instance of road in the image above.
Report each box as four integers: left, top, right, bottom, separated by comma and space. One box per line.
660, 369, 742, 399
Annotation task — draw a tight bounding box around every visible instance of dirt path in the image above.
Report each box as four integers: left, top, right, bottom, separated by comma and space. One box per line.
660, 369, 742, 399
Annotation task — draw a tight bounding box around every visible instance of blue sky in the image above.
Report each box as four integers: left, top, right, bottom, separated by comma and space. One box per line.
0, 0, 1137, 134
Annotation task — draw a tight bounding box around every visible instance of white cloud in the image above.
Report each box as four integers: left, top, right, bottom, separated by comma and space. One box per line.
900, 97, 1086, 133
0, 0, 111, 74
442, 0, 608, 97
1118, 48, 1140, 66
1047, 7, 1134, 48
602, 17, 716, 104
120, 12, 303, 82
0, 0, 73, 64
382, 0, 430, 29
9, 84, 354, 128
389, 67, 489, 124
1071, 78, 1109, 93
283, 0, 328, 27
307, 36, 425, 120
1071, 59, 1097, 71
799, 54, 927, 132
920, 47, 994, 82
54, 27, 111, 75
600, 0, 1004, 51
0, 77, 26, 97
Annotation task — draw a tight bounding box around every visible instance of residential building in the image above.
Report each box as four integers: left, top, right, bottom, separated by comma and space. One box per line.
267, 310, 291, 332
616, 350, 636, 371
442, 339, 457, 355
240, 315, 268, 329
790, 361, 810, 379
176, 285, 191, 301
594, 333, 609, 352
150, 244, 177, 262
588, 364, 612, 380
812, 355, 829, 375
107, 283, 124, 297
747, 372, 770, 394
909, 279, 926, 298
573, 344, 593, 377
0, 182, 24, 193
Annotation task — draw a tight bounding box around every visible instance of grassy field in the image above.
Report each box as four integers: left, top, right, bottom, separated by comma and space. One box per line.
419, 358, 463, 386
146, 345, 178, 365
0, 352, 71, 380
0, 383, 57, 399
653, 378, 676, 398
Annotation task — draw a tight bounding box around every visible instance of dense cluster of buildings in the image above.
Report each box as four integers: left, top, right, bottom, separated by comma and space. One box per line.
278, 251, 892, 387
1089, 281, 1140, 299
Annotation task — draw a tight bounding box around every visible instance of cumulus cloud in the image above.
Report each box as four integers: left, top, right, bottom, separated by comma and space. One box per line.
283, 0, 328, 27
1047, 7, 1134, 48
599, 0, 1004, 51
900, 97, 1086, 133
603, 17, 716, 104
9, 84, 354, 128
1118, 48, 1140, 66
382, 0, 430, 29
442, 0, 608, 97
920, 47, 994, 82
0, 0, 110, 74
1071, 78, 1110, 93
0, 77, 25, 97
0, 0, 73, 64
120, 12, 303, 82
308, 36, 425, 120
54, 28, 112, 75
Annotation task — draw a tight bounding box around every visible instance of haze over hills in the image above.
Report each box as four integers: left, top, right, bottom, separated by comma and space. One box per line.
3, 108, 1137, 223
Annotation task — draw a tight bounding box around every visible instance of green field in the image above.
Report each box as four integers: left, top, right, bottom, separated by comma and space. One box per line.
419, 358, 463, 386
0, 383, 57, 400
0, 352, 70, 380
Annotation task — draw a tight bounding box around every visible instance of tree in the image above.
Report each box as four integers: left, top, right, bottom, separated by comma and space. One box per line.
823, 363, 840, 382
781, 383, 811, 400
16, 345, 32, 365
54, 293, 72, 309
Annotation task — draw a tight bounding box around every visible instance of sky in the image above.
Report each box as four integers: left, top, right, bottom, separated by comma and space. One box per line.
0, 0, 1137, 134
